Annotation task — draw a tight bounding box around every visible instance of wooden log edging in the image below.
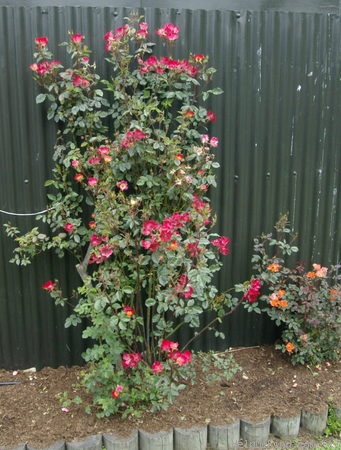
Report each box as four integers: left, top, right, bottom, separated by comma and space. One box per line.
1, 404, 338, 450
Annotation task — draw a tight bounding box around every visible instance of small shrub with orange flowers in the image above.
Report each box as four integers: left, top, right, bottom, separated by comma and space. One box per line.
4, 15, 241, 417
247, 215, 341, 366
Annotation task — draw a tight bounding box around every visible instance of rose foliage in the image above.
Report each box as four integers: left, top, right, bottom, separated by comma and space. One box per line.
4, 18, 242, 416
245, 215, 341, 366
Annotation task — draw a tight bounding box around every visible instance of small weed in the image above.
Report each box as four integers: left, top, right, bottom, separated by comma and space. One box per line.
324, 404, 341, 438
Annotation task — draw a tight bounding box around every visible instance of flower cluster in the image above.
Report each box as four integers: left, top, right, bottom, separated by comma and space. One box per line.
155, 23, 180, 41
141, 212, 191, 252
160, 340, 192, 366
245, 215, 341, 365
30, 60, 61, 75
269, 289, 288, 308
211, 236, 231, 255
138, 55, 199, 76
242, 278, 262, 303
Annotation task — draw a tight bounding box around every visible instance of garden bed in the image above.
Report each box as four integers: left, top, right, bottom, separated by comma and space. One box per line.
0, 346, 340, 448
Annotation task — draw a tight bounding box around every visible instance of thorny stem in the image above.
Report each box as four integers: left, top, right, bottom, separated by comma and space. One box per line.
181, 298, 244, 351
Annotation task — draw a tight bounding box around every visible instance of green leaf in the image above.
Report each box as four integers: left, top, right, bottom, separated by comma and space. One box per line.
36, 93, 46, 104
145, 298, 156, 307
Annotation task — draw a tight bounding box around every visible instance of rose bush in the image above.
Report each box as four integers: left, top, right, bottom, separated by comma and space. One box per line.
244, 215, 341, 366
4, 16, 241, 416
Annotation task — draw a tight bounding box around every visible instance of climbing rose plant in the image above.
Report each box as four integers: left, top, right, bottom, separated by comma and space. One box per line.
5, 17, 241, 416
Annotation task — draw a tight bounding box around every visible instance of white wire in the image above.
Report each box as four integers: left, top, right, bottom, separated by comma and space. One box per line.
0, 208, 53, 216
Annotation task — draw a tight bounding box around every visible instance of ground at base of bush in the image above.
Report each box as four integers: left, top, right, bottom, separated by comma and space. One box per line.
0, 346, 340, 448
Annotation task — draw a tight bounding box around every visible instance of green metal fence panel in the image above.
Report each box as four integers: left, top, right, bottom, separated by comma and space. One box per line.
0, 5, 339, 368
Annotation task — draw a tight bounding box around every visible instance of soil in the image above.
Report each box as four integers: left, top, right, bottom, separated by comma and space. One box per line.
0, 346, 340, 448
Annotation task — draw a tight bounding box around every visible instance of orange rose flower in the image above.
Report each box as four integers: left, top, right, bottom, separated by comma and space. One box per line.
285, 342, 295, 353
267, 263, 282, 272
306, 271, 316, 278
329, 288, 339, 301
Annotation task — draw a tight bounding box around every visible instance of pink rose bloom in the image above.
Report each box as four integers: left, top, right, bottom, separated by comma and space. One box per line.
182, 284, 194, 299
206, 110, 217, 122
71, 33, 84, 44
63, 222, 75, 232
201, 134, 209, 144
211, 236, 231, 255
151, 361, 164, 373
141, 219, 160, 236
88, 156, 101, 165
122, 352, 142, 369
170, 349, 192, 366
100, 244, 113, 259
155, 23, 180, 41
160, 339, 179, 352
136, 22, 149, 39
97, 146, 110, 155
72, 74, 90, 88
90, 234, 102, 246
87, 177, 98, 186
210, 137, 219, 147
116, 180, 128, 191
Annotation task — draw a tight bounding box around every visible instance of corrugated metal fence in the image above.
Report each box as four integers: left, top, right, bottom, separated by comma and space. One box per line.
0, 2, 340, 369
